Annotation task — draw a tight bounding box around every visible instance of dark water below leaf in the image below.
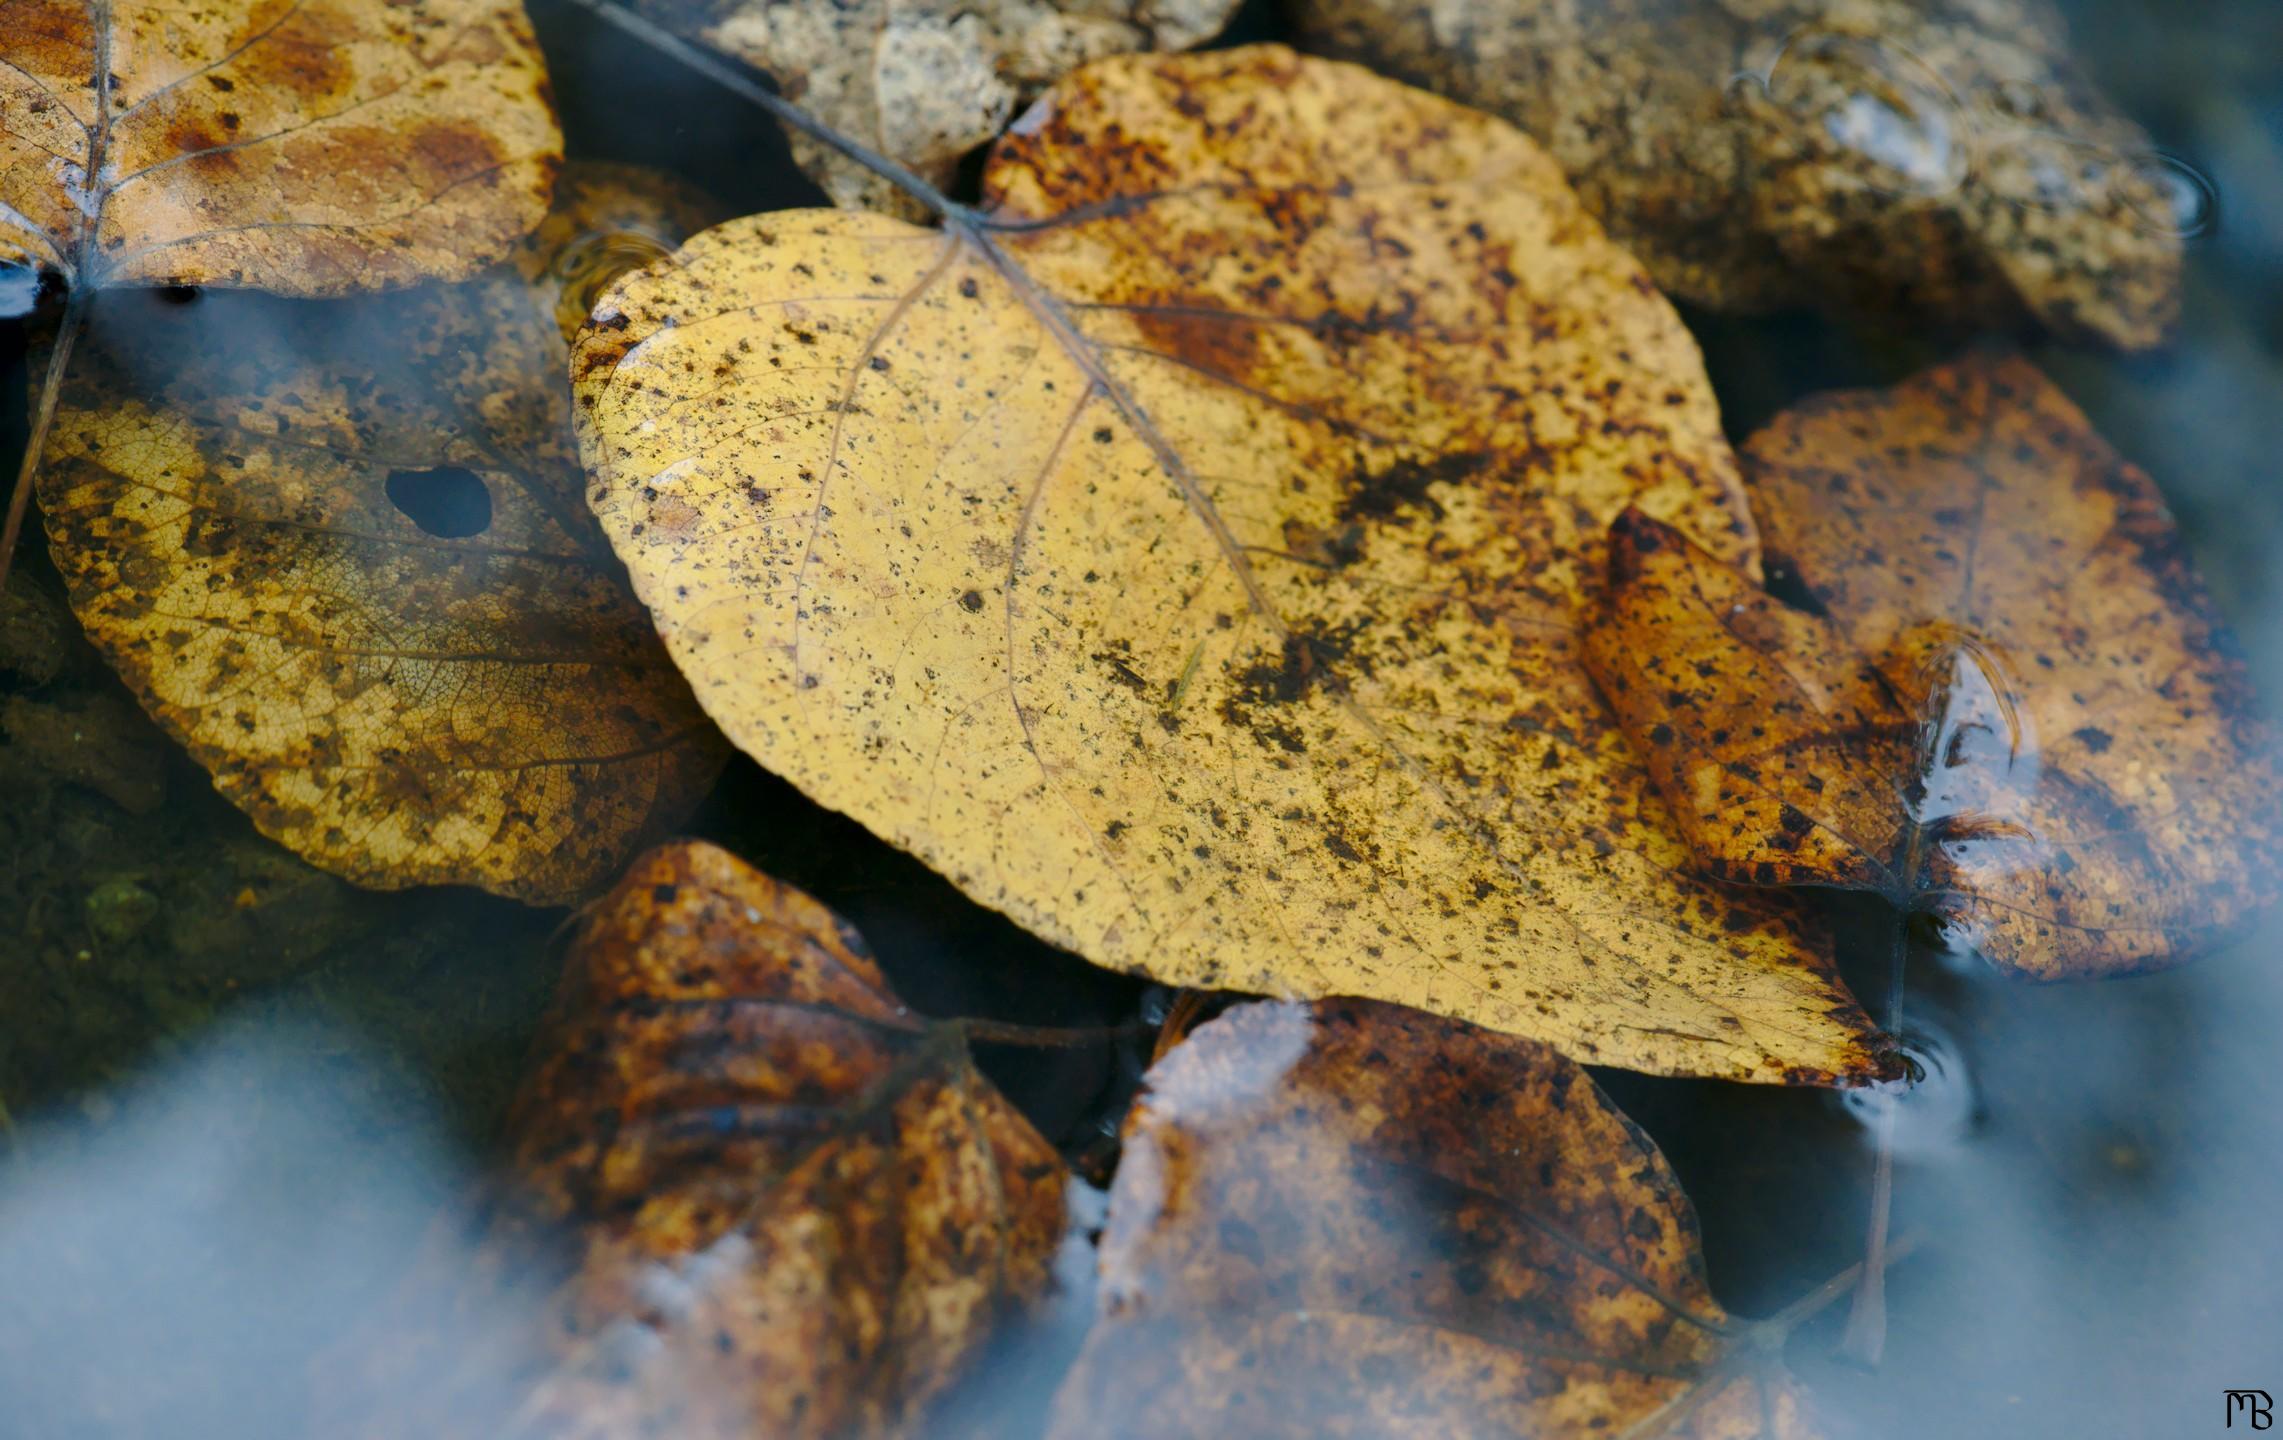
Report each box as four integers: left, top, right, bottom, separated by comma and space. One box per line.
3, 0, 2280, 1436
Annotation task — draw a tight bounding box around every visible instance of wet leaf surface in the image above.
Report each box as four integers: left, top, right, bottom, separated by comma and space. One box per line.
35, 164, 728, 903
572, 45, 1893, 1085
0, 0, 561, 293
1583, 354, 2283, 978
1296, 0, 2184, 348
322, 840, 1069, 1439
1046, 998, 1827, 1439
0, 559, 573, 1128
623, 0, 1238, 219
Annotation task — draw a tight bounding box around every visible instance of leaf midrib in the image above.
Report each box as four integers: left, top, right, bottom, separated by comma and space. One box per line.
952, 196, 1784, 1045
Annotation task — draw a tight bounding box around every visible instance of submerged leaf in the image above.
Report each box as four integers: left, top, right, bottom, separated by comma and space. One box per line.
1583, 355, 2283, 978
573, 46, 1893, 1084
626, 0, 1238, 218
323, 840, 1068, 1439
0, 0, 561, 292
36, 165, 728, 903
1296, 0, 2184, 348
1047, 998, 1826, 1439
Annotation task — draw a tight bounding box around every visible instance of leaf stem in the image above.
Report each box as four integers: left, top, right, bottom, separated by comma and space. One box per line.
0, 284, 89, 593
559, 0, 982, 227
1842, 813, 1925, 1365
950, 1017, 1155, 1049
1779, 1227, 1922, 1339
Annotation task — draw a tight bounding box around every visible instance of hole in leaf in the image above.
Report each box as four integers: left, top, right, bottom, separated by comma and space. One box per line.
386, 467, 493, 538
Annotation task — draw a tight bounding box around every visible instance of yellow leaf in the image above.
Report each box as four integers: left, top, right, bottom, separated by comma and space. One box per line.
574, 48, 1893, 1083
37, 164, 728, 903
1583, 355, 2283, 979
0, 0, 561, 292
624, 0, 1238, 218
1048, 998, 1835, 1439
1296, 0, 2185, 348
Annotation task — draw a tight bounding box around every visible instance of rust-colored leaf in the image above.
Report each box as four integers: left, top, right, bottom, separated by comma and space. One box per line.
1296, 0, 2184, 348
625, 0, 1238, 218
1583, 354, 2283, 979
34, 165, 728, 903
1046, 998, 1829, 1439
322, 840, 1069, 1439
0, 0, 561, 293
571, 46, 1895, 1084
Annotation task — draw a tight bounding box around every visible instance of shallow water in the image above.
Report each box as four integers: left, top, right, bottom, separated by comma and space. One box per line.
4, 0, 2282, 1436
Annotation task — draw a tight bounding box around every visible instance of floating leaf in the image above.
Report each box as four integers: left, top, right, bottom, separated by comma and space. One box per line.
623, 0, 1238, 218
1583, 355, 2283, 979
1046, 998, 1830, 1439
36, 165, 728, 903
0, 0, 560, 293
322, 840, 1068, 1439
572, 46, 1894, 1084
1296, 0, 2184, 347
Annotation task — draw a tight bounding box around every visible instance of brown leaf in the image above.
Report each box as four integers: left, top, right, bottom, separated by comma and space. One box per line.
1583, 354, 2283, 979
35, 164, 729, 903
571, 45, 1895, 1084
321, 840, 1069, 1439
626, 0, 1238, 218
1046, 998, 1827, 1440
1296, 0, 2184, 348
0, 0, 561, 293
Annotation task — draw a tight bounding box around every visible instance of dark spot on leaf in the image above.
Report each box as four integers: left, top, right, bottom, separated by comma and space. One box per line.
1339, 451, 1471, 526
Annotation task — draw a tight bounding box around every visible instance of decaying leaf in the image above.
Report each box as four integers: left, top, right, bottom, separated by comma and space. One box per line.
35, 164, 728, 904
626, 0, 1238, 218
0, 0, 560, 292
322, 840, 1068, 1439
1296, 0, 2184, 348
1583, 354, 2283, 979
1046, 998, 1827, 1439
572, 46, 1895, 1084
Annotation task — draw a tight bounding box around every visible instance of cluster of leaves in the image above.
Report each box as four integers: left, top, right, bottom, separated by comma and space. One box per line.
1584, 356, 2283, 980
574, 44, 1883, 1087
4, 2, 2280, 1437
317, 841, 1853, 1438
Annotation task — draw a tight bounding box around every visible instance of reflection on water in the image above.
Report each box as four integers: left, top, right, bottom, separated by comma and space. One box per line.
547, 230, 677, 344
1794, 933, 2283, 1438
1909, 636, 2038, 833
1836, 1020, 1976, 1162
1, 266, 40, 321
2133, 150, 2220, 239
0, 1016, 472, 1438
1753, 28, 1970, 199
